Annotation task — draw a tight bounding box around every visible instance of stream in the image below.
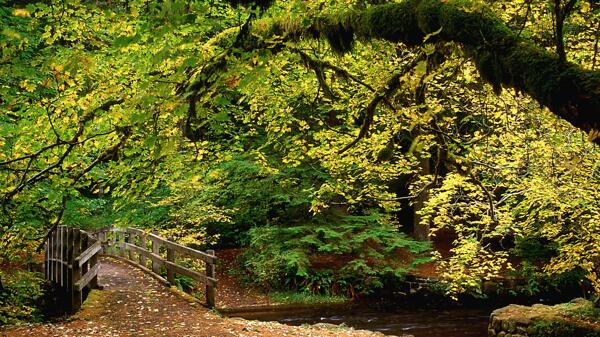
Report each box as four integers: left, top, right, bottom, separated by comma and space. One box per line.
227, 304, 491, 337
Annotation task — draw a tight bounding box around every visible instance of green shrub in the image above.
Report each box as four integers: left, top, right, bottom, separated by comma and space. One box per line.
0, 269, 45, 326
242, 211, 431, 295
270, 291, 347, 304
511, 261, 587, 296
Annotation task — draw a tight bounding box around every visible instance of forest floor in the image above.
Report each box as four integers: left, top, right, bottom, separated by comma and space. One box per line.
0, 257, 397, 337
215, 249, 275, 309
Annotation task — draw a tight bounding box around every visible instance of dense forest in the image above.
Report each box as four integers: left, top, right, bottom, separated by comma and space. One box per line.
1, 0, 599, 326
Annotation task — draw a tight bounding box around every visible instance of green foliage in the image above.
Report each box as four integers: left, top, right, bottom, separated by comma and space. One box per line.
530, 320, 600, 337
511, 261, 587, 297
62, 196, 116, 230
0, 0, 598, 308
198, 157, 317, 246
270, 291, 347, 305
243, 212, 431, 294
568, 302, 600, 322
513, 237, 557, 261
173, 274, 197, 293
0, 270, 45, 326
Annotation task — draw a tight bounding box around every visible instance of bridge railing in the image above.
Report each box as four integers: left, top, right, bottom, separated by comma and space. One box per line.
92, 227, 217, 308
45, 225, 101, 312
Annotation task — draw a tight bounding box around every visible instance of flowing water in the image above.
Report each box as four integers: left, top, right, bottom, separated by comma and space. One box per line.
227, 304, 491, 337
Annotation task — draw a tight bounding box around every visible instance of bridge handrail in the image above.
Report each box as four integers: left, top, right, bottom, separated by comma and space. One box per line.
92, 226, 217, 308
45, 226, 100, 312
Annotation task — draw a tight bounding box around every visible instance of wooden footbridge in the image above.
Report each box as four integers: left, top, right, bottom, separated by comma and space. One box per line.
44, 225, 217, 311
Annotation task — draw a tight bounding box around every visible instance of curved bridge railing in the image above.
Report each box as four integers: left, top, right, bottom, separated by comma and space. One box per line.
44, 225, 102, 312
92, 227, 217, 308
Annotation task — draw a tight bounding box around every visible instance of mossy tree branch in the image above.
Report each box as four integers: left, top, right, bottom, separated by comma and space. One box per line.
245, 0, 600, 144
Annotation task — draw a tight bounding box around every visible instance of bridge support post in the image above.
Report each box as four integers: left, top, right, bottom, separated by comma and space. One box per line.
119, 232, 126, 258
71, 229, 82, 311
127, 233, 135, 261
166, 247, 175, 284
90, 252, 99, 289
61, 226, 67, 288
152, 239, 160, 274
206, 249, 216, 308
139, 234, 147, 267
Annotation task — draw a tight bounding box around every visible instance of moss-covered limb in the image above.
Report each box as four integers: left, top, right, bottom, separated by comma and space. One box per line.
256, 0, 600, 144
338, 52, 426, 154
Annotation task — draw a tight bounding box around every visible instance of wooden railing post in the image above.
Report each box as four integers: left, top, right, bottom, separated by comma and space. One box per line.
52, 227, 57, 283
128, 233, 135, 261
44, 236, 48, 280
47, 229, 53, 282
206, 249, 216, 308
54, 227, 60, 283
139, 233, 147, 267
81, 234, 89, 287
166, 247, 175, 284
98, 231, 106, 254
119, 231, 125, 258
66, 227, 74, 310
89, 234, 99, 289
151, 239, 160, 274
56, 226, 61, 286
71, 229, 82, 311
109, 229, 116, 255
61, 226, 66, 287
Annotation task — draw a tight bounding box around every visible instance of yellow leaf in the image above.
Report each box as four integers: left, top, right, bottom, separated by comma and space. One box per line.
13, 8, 31, 17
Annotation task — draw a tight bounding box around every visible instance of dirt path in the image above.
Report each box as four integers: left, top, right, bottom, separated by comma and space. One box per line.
1, 257, 397, 337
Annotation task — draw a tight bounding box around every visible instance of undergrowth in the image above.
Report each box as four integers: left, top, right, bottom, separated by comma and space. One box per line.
270, 291, 348, 305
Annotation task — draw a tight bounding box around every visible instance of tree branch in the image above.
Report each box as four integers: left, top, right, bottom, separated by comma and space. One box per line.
249, 0, 600, 144
338, 53, 425, 154
2, 98, 123, 201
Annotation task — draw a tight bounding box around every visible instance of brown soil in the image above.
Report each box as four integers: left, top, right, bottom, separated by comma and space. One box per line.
1, 257, 392, 337
215, 249, 276, 309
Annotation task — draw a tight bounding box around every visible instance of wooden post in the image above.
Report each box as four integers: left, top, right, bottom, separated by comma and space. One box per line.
52, 228, 57, 283
206, 249, 216, 308
71, 229, 82, 311
98, 231, 105, 254
151, 239, 160, 274
60, 226, 66, 287
113, 231, 118, 256
47, 233, 52, 281
89, 235, 99, 289
81, 234, 90, 299
109, 229, 116, 255
119, 232, 125, 258
166, 247, 175, 284
66, 227, 74, 308
139, 234, 147, 267
44, 238, 48, 280
57, 226, 61, 286
128, 232, 135, 261
55, 227, 60, 283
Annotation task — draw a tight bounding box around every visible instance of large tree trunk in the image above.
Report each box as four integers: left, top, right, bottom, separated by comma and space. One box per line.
413, 154, 431, 241
245, 0, 600, 143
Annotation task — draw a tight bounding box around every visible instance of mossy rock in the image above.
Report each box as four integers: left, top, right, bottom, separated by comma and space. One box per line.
491, 299, 600, 337
530, 320, 600, 337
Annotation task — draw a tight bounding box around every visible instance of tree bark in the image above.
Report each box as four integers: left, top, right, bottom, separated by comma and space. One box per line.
413, 155, 431, 241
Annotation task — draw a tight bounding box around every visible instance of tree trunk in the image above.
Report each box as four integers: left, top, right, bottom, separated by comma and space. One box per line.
413, 155, 431, 241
